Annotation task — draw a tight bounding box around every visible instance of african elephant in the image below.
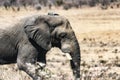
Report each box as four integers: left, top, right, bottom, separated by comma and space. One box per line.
0, 14, 80, 80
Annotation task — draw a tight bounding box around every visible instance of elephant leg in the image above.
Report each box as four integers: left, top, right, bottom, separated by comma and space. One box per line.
37, 50, 47, 68
0, 59, 16, 64
17, 44, 42, 80
0, 59, 9, 64
17, 61, 41, 80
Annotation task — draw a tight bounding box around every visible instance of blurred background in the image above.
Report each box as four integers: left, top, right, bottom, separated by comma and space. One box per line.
0, 0, 120, 11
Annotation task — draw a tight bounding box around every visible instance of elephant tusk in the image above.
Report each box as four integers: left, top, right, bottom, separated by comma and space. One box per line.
65, 53, 72, 60
36, 62, 46, 68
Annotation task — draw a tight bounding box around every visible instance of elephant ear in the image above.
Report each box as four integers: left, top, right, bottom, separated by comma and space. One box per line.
24, 16, 51, 51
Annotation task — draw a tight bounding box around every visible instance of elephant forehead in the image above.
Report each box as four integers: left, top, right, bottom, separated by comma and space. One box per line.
56, 26, 67, 32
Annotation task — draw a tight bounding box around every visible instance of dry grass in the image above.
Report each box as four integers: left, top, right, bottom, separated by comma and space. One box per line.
0, 7, 120, 80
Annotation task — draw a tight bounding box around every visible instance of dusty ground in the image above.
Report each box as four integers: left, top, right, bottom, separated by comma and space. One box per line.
0, 7, 120, 80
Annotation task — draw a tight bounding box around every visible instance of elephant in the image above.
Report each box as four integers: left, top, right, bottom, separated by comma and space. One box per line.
0, 14, 80, 80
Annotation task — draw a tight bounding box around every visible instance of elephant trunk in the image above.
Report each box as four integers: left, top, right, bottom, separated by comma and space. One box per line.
61, 37, 80, 80
70, 43, 80, 79
70, 39, 80, 80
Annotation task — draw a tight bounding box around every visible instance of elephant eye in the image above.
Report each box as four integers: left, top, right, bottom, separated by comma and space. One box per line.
59, 33, 67, 39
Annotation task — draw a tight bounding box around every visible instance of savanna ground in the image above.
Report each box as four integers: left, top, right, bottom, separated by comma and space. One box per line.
0, 7, 120, 80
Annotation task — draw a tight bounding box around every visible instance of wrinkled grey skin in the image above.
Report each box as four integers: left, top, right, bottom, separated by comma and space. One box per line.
0, 15, 80, 80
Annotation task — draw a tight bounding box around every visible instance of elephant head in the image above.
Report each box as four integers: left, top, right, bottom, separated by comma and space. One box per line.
49, 16, 80, 79
23, 15, 80, 79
